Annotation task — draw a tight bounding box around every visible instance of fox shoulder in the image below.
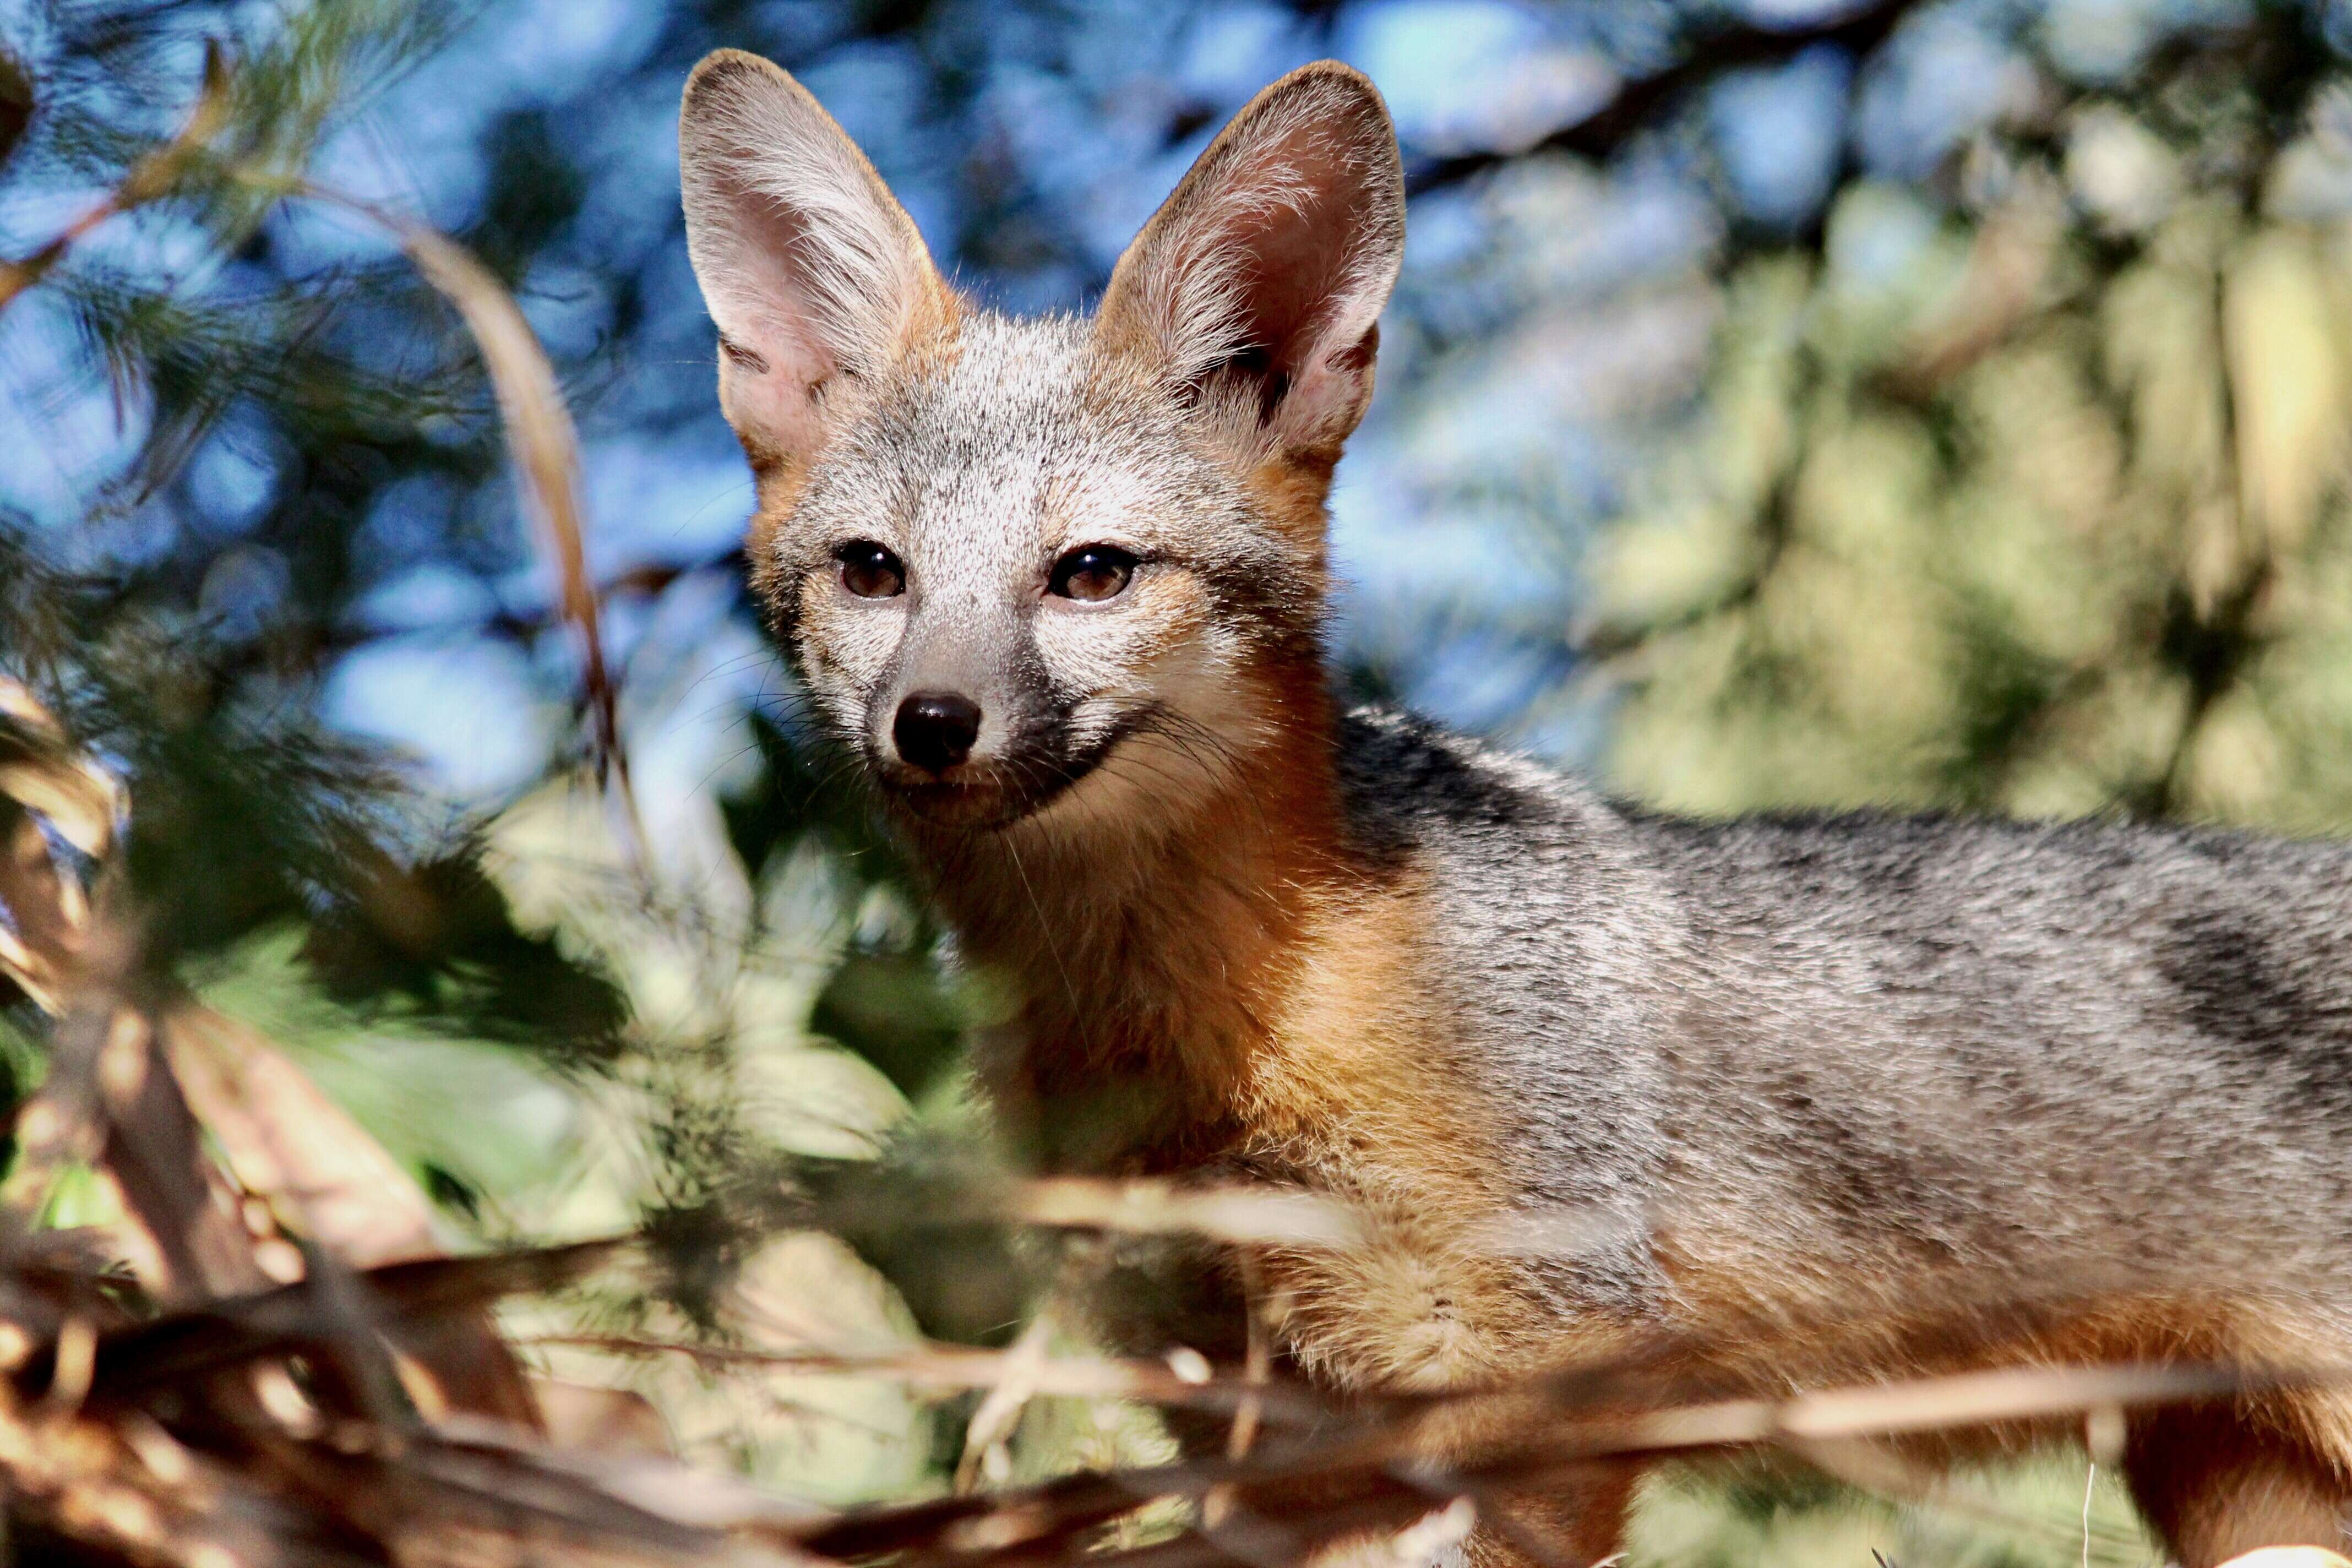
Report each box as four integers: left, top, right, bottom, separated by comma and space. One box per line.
1251, 706, 1679, 1186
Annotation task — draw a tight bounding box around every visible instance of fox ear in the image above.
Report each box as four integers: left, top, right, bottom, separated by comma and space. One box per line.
679, 49, 949, 475
1096, 62, 1404, 461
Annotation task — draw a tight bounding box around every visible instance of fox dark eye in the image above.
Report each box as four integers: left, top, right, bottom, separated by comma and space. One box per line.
836, 541, 905, 599
1049, 545, 1136, 603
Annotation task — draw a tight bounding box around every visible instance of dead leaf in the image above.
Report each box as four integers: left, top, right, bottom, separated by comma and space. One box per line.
0, 677, 122, 1010
161, 1007, 439, 1266
0, 800, 83, 1010
286, 187, 640, 847
0, 676, 123, 858
90, 1005, 272, 1307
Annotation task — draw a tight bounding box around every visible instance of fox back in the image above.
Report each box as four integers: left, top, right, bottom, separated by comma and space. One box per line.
682, 50, 2352, 1566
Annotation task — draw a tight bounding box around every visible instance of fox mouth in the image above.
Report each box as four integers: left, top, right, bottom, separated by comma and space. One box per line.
874, 717, 1140, 831
887, 772, 1030, 829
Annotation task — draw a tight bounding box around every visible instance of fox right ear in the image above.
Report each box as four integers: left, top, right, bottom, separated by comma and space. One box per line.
1096, 63, 1404, 465
679, 49, 949, 476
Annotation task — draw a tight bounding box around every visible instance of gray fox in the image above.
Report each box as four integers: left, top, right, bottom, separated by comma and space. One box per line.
681, 49, 2352, 1565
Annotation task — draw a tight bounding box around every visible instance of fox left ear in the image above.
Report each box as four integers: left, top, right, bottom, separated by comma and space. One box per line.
1097, 62, 1405, 463
679, 49, 950, 480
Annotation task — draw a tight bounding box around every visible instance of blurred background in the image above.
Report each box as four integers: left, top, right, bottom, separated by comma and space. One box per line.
7, 0, 2352, 1561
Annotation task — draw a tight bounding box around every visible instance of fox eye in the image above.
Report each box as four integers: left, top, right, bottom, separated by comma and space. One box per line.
1049, 545, 1136, 603
836, 541, 905, 599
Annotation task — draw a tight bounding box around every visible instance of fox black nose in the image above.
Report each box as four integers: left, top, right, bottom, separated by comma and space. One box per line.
893, 692, 982, 774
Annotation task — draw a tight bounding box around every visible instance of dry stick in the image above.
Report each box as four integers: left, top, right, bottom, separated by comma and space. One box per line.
521, 1331, 1324, 1421
298, 183, 648, 864
1010, 1177, 1364, 1249
798, 1413, 1422, 1565
1200, 1254, 1276, 1533
48, 1238, 633, 1403
1378, 1367, 2259, 1568
1394, 1467, 1596, 1568
2081, 1458, 2097, 1568
1227, 1253, 1270, 1461
1179, 1368, 2191, 1568
958, 1315, 1053, 1494
1534, 1362, 2257, 1456
801, 1360, 2286, 1568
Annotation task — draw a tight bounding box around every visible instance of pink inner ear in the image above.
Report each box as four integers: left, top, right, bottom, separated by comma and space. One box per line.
1223, 192, 1363, 375
1187, 127, 1392, 436
707, 161, 840, 388
694, 151, 861, 469
683, 52, 952, 472
1094, 67, 1402, 449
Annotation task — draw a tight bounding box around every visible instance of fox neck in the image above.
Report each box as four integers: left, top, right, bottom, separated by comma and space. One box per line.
911, 661, 1349, 1172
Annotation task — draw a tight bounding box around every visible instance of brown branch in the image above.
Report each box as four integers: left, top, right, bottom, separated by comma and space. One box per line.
1407, 0, 1926, 194
800, 1358, 2278, 1568
524, 1330, 1325, 1421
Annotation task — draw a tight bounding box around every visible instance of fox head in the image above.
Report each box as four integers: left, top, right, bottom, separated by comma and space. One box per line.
679, 51, 1403, 844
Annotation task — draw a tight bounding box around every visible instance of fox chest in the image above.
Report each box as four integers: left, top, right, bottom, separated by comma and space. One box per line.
1019, 863, 1645, 1390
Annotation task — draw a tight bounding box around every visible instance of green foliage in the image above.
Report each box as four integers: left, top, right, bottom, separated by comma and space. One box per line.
298, 849, 630, 1059
1625, 1456, 2157, 1568
1595, 15, 2352, 839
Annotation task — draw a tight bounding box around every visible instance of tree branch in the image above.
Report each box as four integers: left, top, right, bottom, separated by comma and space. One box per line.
1406, 0, 1926, 194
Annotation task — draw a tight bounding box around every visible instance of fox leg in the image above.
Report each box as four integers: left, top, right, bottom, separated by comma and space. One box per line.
1459, 1469, 1640, 1568
2121, 1399, 2352, 1567
1270, 1468, 1635, 1568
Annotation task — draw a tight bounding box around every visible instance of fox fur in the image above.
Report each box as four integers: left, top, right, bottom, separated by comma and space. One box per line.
682, 48, 2352, 1566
